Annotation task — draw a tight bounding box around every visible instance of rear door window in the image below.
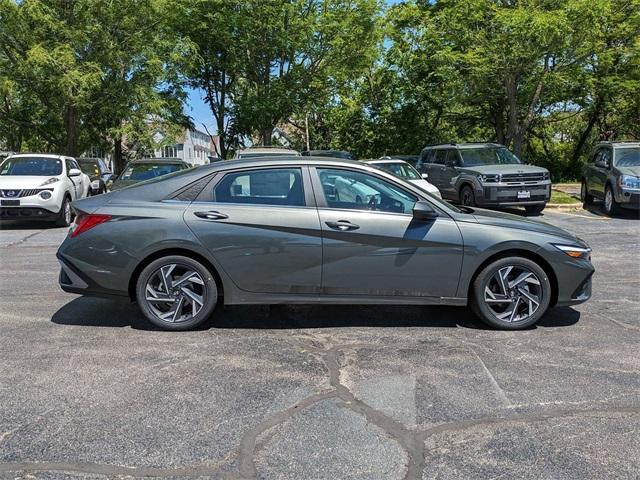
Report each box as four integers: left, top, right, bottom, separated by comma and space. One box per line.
213, 168, 305, 206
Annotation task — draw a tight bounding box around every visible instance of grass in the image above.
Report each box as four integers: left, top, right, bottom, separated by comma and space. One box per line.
550, 189, 581, 204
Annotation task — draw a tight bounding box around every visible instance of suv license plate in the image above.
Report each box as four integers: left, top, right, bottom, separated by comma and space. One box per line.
1, 199, 20, 206
517, 191, 531, 199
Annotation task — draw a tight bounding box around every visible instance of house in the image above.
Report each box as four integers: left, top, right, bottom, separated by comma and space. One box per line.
154, 128, 220, 165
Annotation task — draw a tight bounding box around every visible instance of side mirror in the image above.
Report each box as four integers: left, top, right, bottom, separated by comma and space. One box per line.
68, 168, 81, 177
421, 173, 429, 179
412, 200, 439, 220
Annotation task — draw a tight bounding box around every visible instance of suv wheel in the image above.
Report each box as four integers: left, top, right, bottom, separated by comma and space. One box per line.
136, 255, 218, 330
55, 196, 72, 227
525, 205, 545, 215
603, 184, 620, 216
581, 181, 593, 206
460, 185, 475, 206
471, 256, 551, 330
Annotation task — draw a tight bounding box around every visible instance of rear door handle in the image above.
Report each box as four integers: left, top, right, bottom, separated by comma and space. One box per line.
194, 210, 229, 220
325, 220, 359, 231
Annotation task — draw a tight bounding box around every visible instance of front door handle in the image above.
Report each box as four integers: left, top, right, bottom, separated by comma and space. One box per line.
325, 220, 359, 231
194, 210, 229, 220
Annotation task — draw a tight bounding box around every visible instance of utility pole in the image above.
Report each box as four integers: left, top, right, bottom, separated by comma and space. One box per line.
305, 112, 310, 151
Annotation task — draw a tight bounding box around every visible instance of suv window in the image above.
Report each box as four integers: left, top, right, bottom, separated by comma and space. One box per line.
434, 150, 448, 165
213, 168, 304, 206
317, 168, 417, 214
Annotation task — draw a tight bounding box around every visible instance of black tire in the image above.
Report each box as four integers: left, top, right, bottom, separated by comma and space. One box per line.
603, 184, 620, 216
581, 180, 593, 207
460, 185, 475, 206
55, 195, 73, 227
136, 255, 218, 330
471, 256, 552, 330
525, 204, 545, 215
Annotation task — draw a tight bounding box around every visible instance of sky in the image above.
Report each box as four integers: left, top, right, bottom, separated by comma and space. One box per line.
182, 0, 401, 134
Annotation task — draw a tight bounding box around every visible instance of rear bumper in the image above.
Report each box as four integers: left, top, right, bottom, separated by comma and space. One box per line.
57, 253, 129, 299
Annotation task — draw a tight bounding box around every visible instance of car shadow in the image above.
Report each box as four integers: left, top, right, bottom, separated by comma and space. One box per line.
582, 203, 640, 220
0, 219, 58, 230
51, 297, 580, 331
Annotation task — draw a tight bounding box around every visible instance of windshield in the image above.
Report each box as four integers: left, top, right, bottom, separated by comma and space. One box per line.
375, 162, 421, 180
460, 147, 522, 166
0, 157, 63, 176
119, 163, 184, 181
615, 147, 640, 167
79, 160, 100, 177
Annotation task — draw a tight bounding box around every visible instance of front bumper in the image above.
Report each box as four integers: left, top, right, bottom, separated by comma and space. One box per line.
615, 188, 640, 209
476, 182, 551, 206
0, 207, 58, 220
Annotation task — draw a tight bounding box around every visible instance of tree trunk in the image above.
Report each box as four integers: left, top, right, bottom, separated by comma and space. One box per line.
262, 127, 273, 146
64, 105, 78, 157
113, 135, 124, 175
571, 108, 599, 166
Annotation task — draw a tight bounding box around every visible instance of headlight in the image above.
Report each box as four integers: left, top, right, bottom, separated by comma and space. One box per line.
40, 177, 59, 186
619, 175, 640, 189
39, 190, 52, 200
478, 174, 500, 183
553, 244, 591, 259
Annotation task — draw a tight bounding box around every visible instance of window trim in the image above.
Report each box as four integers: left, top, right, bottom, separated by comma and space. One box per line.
193, 165, 316, 208
309, 165, 419, 216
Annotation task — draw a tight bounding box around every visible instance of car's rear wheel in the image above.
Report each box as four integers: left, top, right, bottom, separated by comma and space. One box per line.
460, 185, 475, 206
471, 256, 551, 330
603, 184, 620, 216
136, 255, 218, 330
55, 196, 72, 227
581, 181, 593, 206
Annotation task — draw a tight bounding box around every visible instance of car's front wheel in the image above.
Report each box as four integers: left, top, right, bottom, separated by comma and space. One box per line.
524, 204, 545, 215
603, 184, 620, 216
55, 196, 73, 227
136, 255, 218, 330
460, 185, 476, 206
471, 256, 551, 330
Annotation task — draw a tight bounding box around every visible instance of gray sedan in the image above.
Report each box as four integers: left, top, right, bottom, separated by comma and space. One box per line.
57, 157, 594, 331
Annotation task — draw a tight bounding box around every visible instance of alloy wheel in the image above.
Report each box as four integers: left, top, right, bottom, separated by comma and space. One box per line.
604, 189, 613, 213
483, 265, 542, 323
145, 264, 205, 323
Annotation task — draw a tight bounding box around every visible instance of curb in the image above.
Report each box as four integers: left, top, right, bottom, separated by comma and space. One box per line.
545, 203, 582, 210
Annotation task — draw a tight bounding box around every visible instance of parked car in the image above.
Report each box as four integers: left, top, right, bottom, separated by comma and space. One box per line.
0, 153, 90, 226
77, 157, 113, 195
417, 143, 551, 214
581, 141, 640, 216
234, 147, 300, 159
364, 159, 441, 198
111, 158, 191, 190
58, 157, 593, 331
302, 150, 354, 160
380, 155, 419, 166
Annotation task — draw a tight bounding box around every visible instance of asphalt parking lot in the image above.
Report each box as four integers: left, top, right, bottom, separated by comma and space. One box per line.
1, 207, 639, 479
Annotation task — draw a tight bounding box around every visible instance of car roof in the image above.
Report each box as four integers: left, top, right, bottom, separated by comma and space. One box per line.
364, 159, 408, 165
237, 147, 300, 155
595, 141, 640, 147
423, 143, 504, 150
127, 158, 189, 164
7, 153, 69, 159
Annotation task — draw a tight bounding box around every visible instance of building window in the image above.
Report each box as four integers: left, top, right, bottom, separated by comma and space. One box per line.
162, 146, 177, 158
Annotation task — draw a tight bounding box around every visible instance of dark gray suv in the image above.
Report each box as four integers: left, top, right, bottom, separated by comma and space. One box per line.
581, 141, 640, 216
417, 143, 551, 214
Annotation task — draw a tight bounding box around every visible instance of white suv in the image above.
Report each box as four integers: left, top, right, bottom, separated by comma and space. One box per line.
0, 154, 90, 226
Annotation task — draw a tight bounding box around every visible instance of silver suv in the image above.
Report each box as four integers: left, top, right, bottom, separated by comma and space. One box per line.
581, 141, 640, 216
417, 143, 551, 214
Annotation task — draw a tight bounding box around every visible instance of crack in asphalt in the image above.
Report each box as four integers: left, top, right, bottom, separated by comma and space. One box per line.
2, 338, 639, 479
3, 230, 45, 248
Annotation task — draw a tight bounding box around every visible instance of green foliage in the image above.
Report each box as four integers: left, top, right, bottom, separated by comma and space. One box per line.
0, 0, 638, 178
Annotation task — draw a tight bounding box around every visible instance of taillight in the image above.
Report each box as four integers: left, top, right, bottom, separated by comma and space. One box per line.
71, 214, 112, 238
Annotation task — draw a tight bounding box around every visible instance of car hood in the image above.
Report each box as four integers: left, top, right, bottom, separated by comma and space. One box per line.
461, 164, 548, 175
468, 208, 577, 241
408, 178, 439, 194
0, 176, 60, 188
616, 165, 640, 177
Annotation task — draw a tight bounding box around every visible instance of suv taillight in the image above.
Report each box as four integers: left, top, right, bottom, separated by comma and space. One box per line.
71, 214, 112, 238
